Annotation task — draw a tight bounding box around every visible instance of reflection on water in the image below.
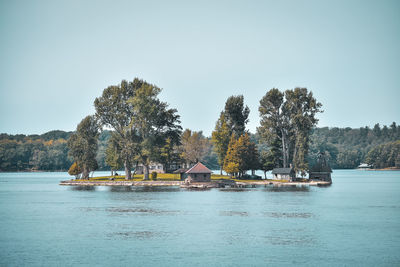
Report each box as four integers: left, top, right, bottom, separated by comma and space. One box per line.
70, 186, 96, 191
131, 186, 181, 192
110, 186, 134, 192
220, 211, 249, 217
106, 207, 181, 216
219, 188, 252, 192
262, 212, 313, 218
108, 231, 164, 240
265, 232, 316, 246
264, 186, 310, 192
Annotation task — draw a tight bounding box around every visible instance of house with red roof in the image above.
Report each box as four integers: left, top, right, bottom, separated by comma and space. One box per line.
184, 162, 212, 183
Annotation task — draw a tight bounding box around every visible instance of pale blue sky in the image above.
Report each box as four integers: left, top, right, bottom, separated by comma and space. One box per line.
1, 0, 399, 136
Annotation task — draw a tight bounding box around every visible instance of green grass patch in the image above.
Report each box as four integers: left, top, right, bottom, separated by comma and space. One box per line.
74, 172, 232, 182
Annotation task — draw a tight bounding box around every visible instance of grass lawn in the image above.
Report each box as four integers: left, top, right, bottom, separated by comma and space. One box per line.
72, 174, 294, 183
73, 172, 232, 182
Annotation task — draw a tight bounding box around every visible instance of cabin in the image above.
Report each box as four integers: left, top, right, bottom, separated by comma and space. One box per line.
309, 152, 332, 182
184, 162, 212, 183
271, 168, 296, 181
135, 162, 187, 174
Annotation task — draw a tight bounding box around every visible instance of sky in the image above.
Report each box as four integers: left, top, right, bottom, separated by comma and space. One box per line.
0, 0, 399, 136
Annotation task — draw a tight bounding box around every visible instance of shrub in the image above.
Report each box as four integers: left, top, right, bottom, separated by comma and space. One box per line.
68, 162, 82, 179
151, 171, 157, 180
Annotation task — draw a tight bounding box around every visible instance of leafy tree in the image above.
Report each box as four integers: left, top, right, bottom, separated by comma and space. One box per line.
243, 133, 260, 175
67, 115, 100, 179
211, 112, 230, 174
94, 79, 139, 179
224, 95, 250, 136
259, 150, 275, 179
180, 129, 208, 166
258, 88, 289, 167
259, 88, 322, 175
105, 133, 124, 176
159, 137, 181, 173
284, 88, 322, 174
129, 81, 182, 180
223, 134, 240, 177
68, 162, 82, 179
223, 133, 259, 177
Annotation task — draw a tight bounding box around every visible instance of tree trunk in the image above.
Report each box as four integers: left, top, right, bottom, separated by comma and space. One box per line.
111, 170, 114, 176
264, 171, 266, 179
220, 167, 223, 175
82, 167, 90, 179
143, 164, 150, 180
281, 131, 288, 168
124, 159, 131, 180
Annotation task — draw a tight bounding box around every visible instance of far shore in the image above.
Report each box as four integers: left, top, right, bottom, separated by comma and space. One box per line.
364, 167, 400, 171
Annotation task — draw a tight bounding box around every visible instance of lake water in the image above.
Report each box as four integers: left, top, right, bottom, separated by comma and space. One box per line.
0, 170, 399, 266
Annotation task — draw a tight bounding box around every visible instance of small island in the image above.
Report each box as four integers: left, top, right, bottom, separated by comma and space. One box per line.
60, 161, 332, 188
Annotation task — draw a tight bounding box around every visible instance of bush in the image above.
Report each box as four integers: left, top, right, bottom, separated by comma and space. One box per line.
68, 162, 82, 179
151, 171, 157, 180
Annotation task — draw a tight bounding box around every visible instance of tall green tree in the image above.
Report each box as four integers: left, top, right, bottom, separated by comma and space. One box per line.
259, 150, 275, 179
159, 137, 181, 173
105, 133, 124, 176
95, 78, 181, 180
259, 88, 322, 175
224, 95, 250, 136
67, 115, 100, 179
223, 133, 259, 177
130, 82, 182, 179
258, 88, 289, 167
284, 88, 322, 174
211, 112, 230, 174
94, 79, 138, 179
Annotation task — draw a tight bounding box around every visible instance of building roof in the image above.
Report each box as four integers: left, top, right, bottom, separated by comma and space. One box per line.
173, 168, 189, 174
272, 168, 294, 174
185, 162, 212, 174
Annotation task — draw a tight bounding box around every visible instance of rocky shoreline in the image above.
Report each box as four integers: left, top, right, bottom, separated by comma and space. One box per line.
60, 179, 331, 188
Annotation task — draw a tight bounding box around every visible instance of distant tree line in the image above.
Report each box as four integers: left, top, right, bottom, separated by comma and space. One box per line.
0, 130, 72, 171
1, 123, 399, 173
306, 122, 400, 169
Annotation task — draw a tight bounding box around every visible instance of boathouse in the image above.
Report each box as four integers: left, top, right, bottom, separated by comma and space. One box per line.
309, 152, 332, 182
184, 162, 212, 183
271, 168, 295, 181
